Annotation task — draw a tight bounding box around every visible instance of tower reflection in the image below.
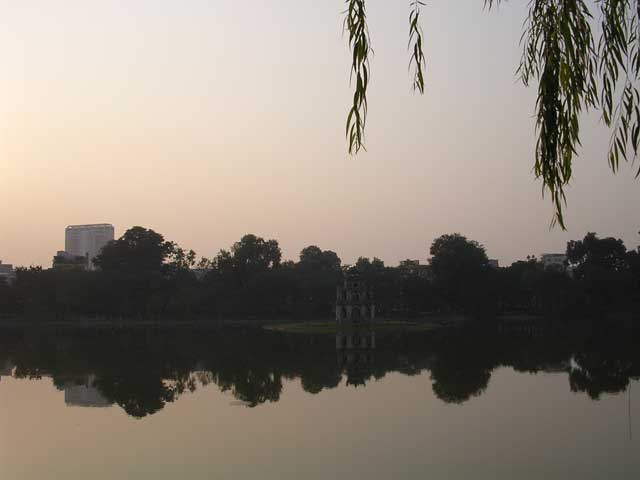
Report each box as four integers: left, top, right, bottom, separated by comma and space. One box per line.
336, 329, 376, 387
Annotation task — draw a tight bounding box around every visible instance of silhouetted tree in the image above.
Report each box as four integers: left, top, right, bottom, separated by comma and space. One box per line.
627, 237, 640, 303
298, 246, 341, 272
566, 232, 636, 313
92, 227, 193, 316
567, 232, 628, 277
295, 246, 343, 317
500, 257, 541, 312
94, 226, 175, 274
429, 233, 491, 315
214, 234, 281, 287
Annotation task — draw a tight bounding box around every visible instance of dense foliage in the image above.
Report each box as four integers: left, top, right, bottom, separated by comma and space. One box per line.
0, 227, 638, 321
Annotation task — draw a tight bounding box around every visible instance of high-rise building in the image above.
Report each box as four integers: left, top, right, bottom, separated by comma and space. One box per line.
65, 224, 114, 269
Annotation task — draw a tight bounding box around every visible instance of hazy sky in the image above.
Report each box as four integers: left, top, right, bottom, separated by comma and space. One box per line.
1, 1, 639, 268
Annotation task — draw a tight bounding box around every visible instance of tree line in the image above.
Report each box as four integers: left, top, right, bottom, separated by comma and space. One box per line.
0, 226, 639, 320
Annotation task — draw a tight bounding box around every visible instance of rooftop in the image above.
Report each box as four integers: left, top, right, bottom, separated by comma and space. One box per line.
65, 224, 114, 230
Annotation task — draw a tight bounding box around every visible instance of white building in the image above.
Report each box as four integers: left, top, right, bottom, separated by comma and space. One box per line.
65, 224, 114, 269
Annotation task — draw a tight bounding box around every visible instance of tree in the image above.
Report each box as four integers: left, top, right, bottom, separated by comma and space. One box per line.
429, 234, 489, 280
92, 227, 178, 315
167, 247, 197, 273
566, 232, 628, 276
298, 246, 341, 272
344, 1, 640, 227
206, 235, 283, 315
214, 234, 282, 285
627, 236, 640, 296
429, 233, 491, 314
93, 226, 175, 274
352, 256, 385, 276
296, 246, 343, 317
501, 257, 542, 312
566, 232, 635, 313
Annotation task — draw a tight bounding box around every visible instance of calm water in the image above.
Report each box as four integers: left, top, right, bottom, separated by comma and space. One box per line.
0, 326, 638, 479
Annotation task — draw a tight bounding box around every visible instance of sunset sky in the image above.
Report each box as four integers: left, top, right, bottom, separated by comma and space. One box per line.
1, 0, 639, 268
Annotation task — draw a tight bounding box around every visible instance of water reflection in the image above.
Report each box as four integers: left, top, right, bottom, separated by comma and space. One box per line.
0, 358, 14, 380
61, 374, 113, 408
0, 325, 639, 418
336, 329, 376, 387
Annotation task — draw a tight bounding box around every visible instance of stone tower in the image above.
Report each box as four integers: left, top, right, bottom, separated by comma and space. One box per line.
335, 275, 375, 325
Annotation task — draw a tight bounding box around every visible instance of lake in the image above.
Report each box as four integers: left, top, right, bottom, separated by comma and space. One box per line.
0, 325, 638, 479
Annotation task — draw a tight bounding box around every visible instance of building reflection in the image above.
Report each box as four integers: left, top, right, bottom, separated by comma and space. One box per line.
336, 329, 376, 387
0, 359, 15, 382
58, 374, 113, 408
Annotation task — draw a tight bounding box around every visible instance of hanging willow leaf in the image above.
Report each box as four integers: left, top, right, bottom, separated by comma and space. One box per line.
518, 0, 597, 228
344, 0, 640, 228
409, 0, 427, 93
598, 0, 640, 178
344, 0, 372, 154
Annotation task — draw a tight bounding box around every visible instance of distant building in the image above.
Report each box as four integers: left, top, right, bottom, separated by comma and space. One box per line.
336, 276, 375, 325
399, 259, 420, 269
191, 268, 211, 281
541, 253, 567, 270
488, 259, 500, 269
542, 360, 571, 374
52, 251, 88, 271
0, 261, 16, 285
64, 374, 112, 408
65, 224, 114, 269
398, 259, 432, 279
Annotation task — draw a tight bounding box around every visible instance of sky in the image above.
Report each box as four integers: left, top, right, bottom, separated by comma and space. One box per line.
1, 0, 639, 268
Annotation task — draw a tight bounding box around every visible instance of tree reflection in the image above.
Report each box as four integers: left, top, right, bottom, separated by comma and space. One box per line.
94, 374, 173, 417
220, 368, 282, 408
569, 332, 637, 400
0, 324, 638, 417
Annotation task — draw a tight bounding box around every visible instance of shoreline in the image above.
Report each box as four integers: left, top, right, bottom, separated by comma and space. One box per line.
0, 312, 635, 332
0, 313, 505, 333
0, 314, 463, 331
